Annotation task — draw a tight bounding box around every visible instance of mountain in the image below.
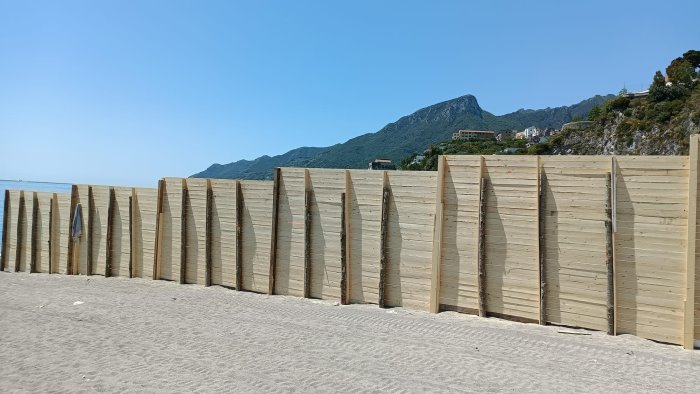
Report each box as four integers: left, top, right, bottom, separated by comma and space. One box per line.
192, 94, 614, 179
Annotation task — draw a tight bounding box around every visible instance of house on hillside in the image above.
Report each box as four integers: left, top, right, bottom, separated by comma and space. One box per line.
368, 159, 396, 170
452, 129, 496, 141
523, 126, 541, 138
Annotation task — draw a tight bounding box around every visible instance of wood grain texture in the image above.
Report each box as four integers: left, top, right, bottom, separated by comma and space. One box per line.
160, 178, 183, 282
132, 187, 158, 279
240, 180, 274, 294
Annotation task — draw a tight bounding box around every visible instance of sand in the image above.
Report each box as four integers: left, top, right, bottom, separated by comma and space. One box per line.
0, 272, 699, 393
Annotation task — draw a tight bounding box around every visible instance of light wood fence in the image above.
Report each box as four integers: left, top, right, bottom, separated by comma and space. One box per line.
4, 137, 700, 349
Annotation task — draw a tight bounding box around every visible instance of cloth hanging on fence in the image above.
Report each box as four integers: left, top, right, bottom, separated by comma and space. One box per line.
71, 203, 82, 242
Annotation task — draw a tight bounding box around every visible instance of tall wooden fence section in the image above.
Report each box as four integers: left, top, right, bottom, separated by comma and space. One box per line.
4, 137, 700, 349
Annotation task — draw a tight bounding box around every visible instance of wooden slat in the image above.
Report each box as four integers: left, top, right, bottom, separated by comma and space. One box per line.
304, 169, 311, 298
87, 186, 94, 276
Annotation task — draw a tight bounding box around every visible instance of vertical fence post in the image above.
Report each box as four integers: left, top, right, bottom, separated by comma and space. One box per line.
344, 170, 352, 304
1, 190, 9, 271
205, 180, 213, 287
605, 172, 615, 335
180, 179, 188, 285
340, 192, 348, 305
269, 168, 281, 295
304, 169, 312, 299
30, 193, 38, 273
430, 155, 447, 314
87, 186, 94, 276
105, 187, 115, 277
477, 157, 487, 317
379, 171, 390, 308
684, 135, 699, 349
236, 181, 243, 290
129, 191, 134, 278
538, 159, 546, 325
154, 179, 165, 280
15, 191, 25, 272
611, 156, 618, 335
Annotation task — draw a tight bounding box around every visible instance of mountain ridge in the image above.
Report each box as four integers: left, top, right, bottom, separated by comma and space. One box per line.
193, 93, 614, 180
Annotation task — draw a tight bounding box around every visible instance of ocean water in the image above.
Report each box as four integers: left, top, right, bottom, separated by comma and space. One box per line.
0, 180, 73, 243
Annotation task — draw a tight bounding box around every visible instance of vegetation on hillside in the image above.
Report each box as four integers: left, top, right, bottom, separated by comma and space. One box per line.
548, 50, 700, 155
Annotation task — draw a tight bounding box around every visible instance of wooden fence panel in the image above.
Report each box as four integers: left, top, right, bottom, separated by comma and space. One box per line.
109, 187, 132, 277
5, 191, 20, 272
307, 168, 346, 300
16, 191, 32, 272
34, 192, 53, 273
348, 170, 384, 304
159, 178, 183, 282
439, 156, 482, 312
54, 193, 71, 274
482, 156, 540, 321
385, 171, 438, 311
540, 157, 610, 331
275, 168, 306, 296
132, 188, 158, 278
240, 180, 273, 293
615, 156, 689, 345
90, 185, 110, 276
210, 179, 238, 288
185, 179, 208, 285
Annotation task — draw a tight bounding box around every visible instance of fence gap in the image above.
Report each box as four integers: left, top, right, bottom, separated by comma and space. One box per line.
430, 155, 447, 313
48, 196, 54, 274
15, 191, 25, 272
205, 180, 213, 287
30, 193, 38, 273
87, 186, 94, 276
154, 179, 165, 280
344, 170, 352, 303
235, 180, 243, 290
180, 179, 188, 285
477, 157, 487, 317
1, 190, 9, 271
105, 187, 116, 277
379, 170, 390, 308
340, 192, 348, 305
304, 169, 312, 298
269, 167, 281, 295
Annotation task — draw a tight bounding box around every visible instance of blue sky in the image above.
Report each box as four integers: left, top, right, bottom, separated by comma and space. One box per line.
0, 0, 697, 186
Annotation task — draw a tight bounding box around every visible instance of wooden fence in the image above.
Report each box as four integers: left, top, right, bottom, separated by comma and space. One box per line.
3, 137, 700, 349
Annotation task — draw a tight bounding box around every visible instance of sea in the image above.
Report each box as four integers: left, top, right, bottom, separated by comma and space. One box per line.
0, 180, 73, 243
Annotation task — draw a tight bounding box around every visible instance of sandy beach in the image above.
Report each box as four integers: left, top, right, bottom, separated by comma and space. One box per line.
0, 272, 699, 393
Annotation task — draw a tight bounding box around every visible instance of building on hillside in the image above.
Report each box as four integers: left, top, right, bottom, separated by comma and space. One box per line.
452, 129, 496, 141
496, 130, 514, 142
514, 131, 527, 140
523, 126, 541, 138
410, 155, 425, 165
368, 159, 396, 170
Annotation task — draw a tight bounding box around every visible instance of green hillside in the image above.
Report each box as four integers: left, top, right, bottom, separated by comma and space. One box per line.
192, 94, 613, 179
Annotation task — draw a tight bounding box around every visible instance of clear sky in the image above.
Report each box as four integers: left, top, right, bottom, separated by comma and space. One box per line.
0, 0, 697, 186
